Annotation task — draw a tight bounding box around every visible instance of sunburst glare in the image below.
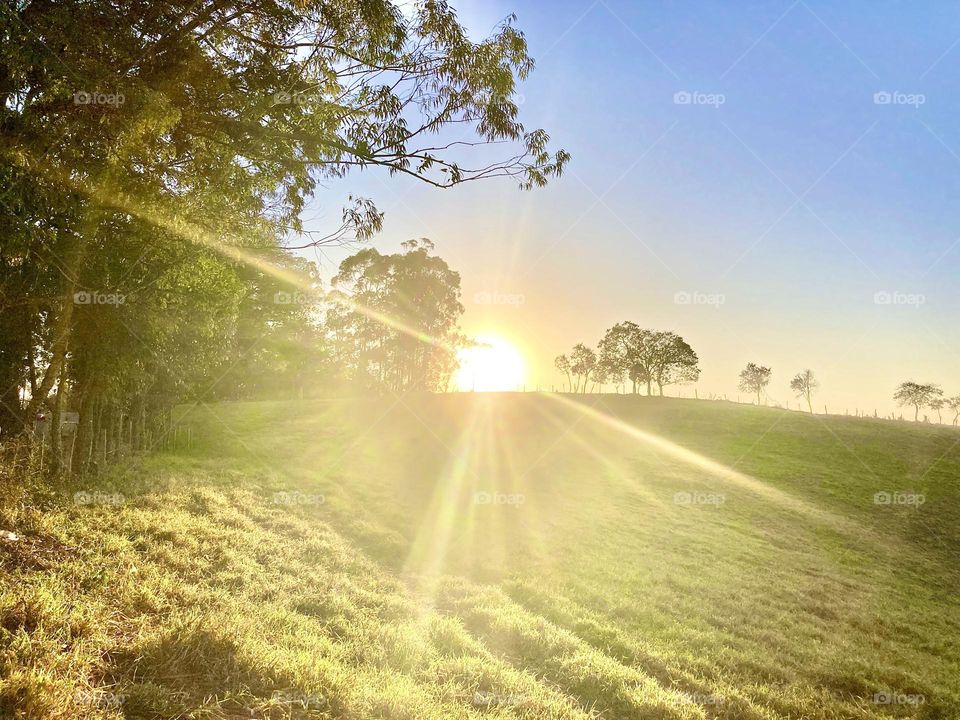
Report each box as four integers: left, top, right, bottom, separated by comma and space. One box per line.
454, 335, 525, 392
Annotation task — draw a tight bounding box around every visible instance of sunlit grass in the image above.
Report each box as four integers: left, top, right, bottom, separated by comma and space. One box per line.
2, 395, 959, 718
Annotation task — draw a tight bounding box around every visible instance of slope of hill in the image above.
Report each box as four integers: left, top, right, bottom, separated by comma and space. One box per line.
2, 394, 958, 719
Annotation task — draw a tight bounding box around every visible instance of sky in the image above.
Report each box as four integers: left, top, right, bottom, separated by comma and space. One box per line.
302, 0, 960, 415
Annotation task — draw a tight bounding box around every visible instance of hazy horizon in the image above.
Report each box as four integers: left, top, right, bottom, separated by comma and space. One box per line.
302, 0, 960, 415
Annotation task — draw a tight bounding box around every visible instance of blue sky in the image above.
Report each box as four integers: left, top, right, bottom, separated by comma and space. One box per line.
306, 0, 960, 414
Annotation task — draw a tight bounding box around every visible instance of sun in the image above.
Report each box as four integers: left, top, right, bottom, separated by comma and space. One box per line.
454, 335, 525, 392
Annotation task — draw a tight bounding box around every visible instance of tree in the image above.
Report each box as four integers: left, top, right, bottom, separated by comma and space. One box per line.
569, 344, 597, 394
598, 323, 651, 394
589, 361, 611, 393
597, 324, 699, 396
893, 382, 943, 422
327, 240, 464, 392
0, 0, 567, 464
649, 332, 700, 396
789, 369, 818, 414
930, 398, 945, 424
598, 354, 627, 394
739, 363, 772, 405
554, 355, 573, 393
947, 396, 960, 426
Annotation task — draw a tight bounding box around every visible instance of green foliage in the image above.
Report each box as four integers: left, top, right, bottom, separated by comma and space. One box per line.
0, 0, 565, 465
327, 239, 464, 392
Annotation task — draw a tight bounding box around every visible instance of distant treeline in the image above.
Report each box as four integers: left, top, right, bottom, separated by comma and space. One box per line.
554, 338, 959, 425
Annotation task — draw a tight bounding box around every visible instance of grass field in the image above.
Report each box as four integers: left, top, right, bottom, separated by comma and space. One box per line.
2, 394, 959, 719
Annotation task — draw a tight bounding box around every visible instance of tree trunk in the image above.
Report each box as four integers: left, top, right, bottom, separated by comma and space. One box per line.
48, 361, 67, 474
25, 230, 92, 420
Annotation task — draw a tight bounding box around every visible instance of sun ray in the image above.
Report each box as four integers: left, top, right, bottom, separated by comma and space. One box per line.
542, 393, 862, 534
12, 152, 455, 353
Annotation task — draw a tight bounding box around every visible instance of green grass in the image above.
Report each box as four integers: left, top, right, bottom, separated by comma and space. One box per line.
2, 394, 959, 719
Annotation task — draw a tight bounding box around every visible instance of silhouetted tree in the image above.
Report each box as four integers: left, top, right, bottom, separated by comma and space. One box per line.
598, 323, 698, 396
554, 355, 573, 393
570, 344, 597, 394
598, 322, 653, 394
649, 333, 700, 396
789, 369, 818, 414
739, 363, 772, 405
947, 396, 960, 426
597, 353, 626, 393
328, 240, 463, 392
930, 398, 945, 424
893, 382, 943, 422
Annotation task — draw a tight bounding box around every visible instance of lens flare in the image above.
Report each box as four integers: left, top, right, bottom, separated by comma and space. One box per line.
454, 335, 525, 392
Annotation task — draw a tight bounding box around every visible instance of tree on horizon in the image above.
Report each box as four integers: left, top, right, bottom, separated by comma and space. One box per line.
739, 363, 772, 405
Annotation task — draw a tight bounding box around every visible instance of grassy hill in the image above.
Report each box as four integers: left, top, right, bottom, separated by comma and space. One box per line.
2, 394, 959, 719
